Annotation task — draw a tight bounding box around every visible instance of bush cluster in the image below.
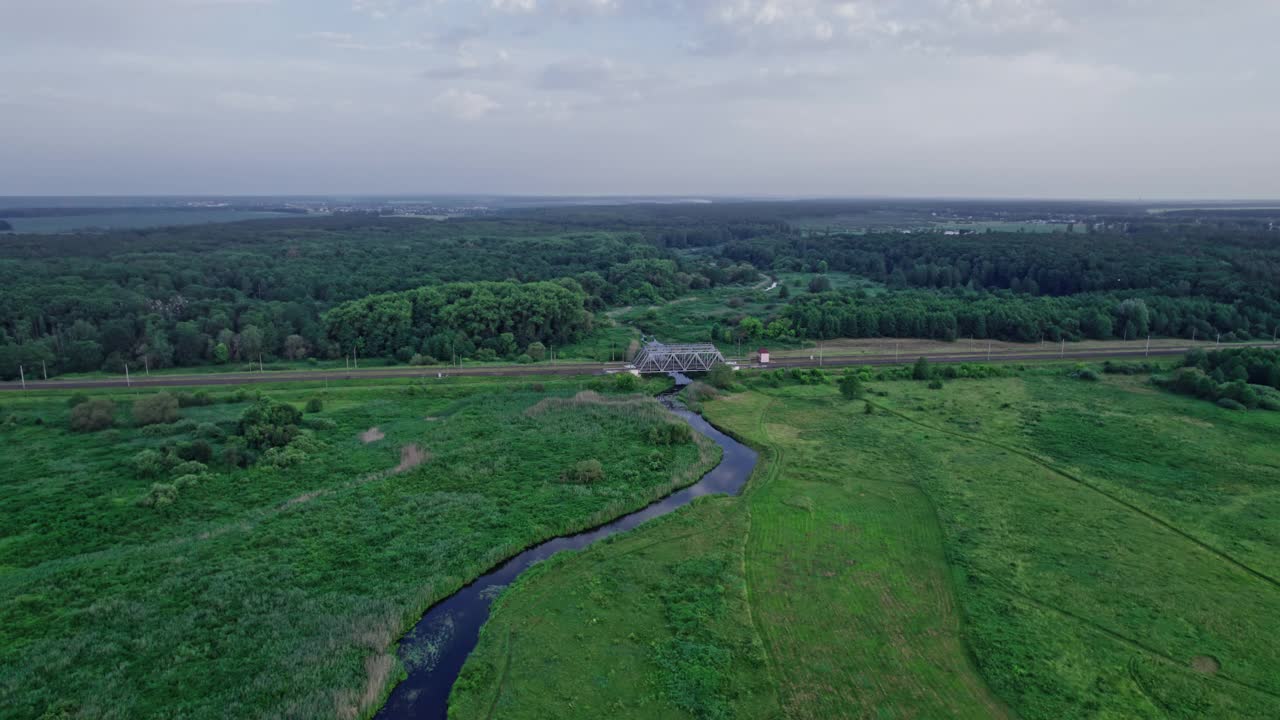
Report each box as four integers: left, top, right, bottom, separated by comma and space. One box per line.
562, 458, 605, 484
69, 398, 116, 432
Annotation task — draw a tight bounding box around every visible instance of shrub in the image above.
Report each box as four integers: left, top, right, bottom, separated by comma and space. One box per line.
706, 363, 735, 390
261, 445, 308, 469
913, 357, 933, 381
526, 342, 546, 361
221, 437, 252, 468
648, 422, 693, 446
1070, 367, 1101, 381
173, 474, 204, 489
516, 354, 534, 365
1216, 398, 1246, 411
171, 461, 208, 477
563, 458, 605, 484
613, 373, 640, 392
196, 422, 225, 440
838, 373, 864, 400
176, 440, 213, 464
928, 378, 945, 390
133, 393, 180, 426
684, 382, 719, 404
131, 449, 171, 478
176, 391, 213, 408
138, 482, 179, 508
69, 398, 116, 432
305, 398, 324, 413
239, 398, 302, 449
67, 393, 90, 408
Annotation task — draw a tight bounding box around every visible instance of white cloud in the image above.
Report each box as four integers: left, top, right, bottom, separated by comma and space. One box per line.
433, 88, 500, 118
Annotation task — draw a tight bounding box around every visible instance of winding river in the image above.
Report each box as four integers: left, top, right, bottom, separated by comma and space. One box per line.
373, 381, 758, 719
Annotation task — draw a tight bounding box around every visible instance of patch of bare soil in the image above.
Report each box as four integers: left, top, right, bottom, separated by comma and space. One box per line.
1191, 655, 1220, 675
392, 444, 429, 474
360, 427, 385, 443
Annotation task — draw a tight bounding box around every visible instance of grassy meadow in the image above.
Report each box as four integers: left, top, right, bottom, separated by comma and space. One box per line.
451, 367, 1280, 719
0, 375, 720, 720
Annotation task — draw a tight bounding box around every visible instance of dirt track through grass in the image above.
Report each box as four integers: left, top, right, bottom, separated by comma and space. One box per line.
710, 391, 1010, 720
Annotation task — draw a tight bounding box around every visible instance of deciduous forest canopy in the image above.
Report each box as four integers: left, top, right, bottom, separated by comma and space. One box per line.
2, 201, 1279, 379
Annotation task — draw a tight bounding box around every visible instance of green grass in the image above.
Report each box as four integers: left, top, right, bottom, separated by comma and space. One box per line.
450, 371, 1280, 719
0, 376, 718, 719
450, 497, 778, 720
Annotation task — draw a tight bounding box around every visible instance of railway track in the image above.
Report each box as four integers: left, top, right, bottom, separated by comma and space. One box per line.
8, 343, 1270, 392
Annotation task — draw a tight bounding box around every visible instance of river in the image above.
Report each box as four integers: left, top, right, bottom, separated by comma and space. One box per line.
373, 381, 758, 719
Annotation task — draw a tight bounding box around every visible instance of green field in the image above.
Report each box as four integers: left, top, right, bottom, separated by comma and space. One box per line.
452, 369, 1280, 718
0, 375, 720, 719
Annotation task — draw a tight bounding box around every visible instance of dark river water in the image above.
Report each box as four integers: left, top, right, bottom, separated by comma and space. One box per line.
373, 380, 758, 719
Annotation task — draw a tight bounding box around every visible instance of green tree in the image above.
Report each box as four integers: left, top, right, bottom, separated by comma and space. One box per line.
913, 356, 933, 381
212, 342, 230, 364
706, 362, 735, 390
738, 316, 764, 340
838, 373, 864, 400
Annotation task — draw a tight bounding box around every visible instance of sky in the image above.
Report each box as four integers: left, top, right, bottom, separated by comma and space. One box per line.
1, 0, 1278, 199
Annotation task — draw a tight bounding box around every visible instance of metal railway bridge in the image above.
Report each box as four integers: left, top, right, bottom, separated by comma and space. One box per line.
629, 339, 728, 374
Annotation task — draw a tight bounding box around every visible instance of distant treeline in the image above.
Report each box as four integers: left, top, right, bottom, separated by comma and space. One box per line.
3, 204, 1280, 379
775, 290, 1272, 343
715, 224, 1280, 343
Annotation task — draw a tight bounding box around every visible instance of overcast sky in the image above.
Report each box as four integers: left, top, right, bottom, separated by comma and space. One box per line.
2, 0, 1277, 198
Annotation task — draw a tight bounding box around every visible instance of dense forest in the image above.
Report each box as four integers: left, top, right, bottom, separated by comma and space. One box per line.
0, 215, 755, 378
1, 203, 1278, 379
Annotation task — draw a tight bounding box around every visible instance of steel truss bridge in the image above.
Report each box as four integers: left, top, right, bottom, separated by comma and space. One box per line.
630, 339, 728, 374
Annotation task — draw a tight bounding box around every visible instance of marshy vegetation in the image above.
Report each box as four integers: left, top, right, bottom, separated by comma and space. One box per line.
453, 368, 1280, 719
0, 375, 719, 719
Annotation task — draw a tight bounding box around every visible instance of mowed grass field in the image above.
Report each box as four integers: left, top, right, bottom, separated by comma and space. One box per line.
451, 369, 1280, 719
0, 375, 718, 720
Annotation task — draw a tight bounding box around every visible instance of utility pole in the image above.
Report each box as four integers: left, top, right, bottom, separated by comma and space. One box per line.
19, 364, 25, 391
354, 348, 358, 369
144, 356, 150, 377
259, 354, 264, 372
125, 364, 131, 387
987, 340, 992, 362
1192, 328, 1196, 345
1145, 334, 1151, 357
346, 353, 350, 371
895, 342, 900, 363
1060, 338, 1065, 358
1217, 332, 1221, 346
42, 360, 48, 380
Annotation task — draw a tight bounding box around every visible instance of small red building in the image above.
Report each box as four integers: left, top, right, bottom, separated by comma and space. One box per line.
758, 348, 771, 364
